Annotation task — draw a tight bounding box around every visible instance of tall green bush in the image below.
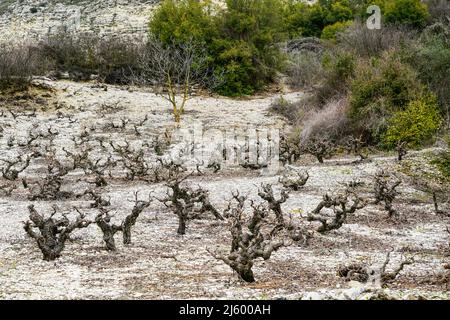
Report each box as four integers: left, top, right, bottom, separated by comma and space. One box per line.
212, 0, 287, 96
321, 20, 353, 40
284, 0, 355, 38
149, 0, 287, 96
149, 0, 217, 46
382, 93, 442, 148
402, 24, 450, 114
349, 51, 424, 141
385, 0, 430, 28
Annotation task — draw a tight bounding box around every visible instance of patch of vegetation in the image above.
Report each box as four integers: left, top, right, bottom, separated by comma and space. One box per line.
382, 93, 442, 149
431, 150, 450, 180
150, 0, 287, 96
384, 0, 430, 28
321, 20, 353, 41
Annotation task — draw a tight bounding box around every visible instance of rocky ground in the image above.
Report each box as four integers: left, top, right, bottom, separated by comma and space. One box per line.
0, 0, 160, 44
0, 80, 448, 300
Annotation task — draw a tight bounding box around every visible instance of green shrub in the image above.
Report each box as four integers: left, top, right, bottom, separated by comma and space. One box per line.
284, 0, 354, 38
149, 0, 286, 96
211, 39, 256, 96
321, 21, 353, 41
324, 1, 354, 25
284, 1, 327, 38
313, 51, 355, 105
385, 0, 430, 28
349, 0, 387, 20
431, 149, 450, 179
382, 93, 442, 148
402, 23, 450, 113
149, 0, 217, 46
349, 51, 423, 140
212, 0, 287, 96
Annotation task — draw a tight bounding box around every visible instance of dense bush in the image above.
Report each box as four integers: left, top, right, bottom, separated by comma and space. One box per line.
286, 50, 324, 89
149, 0, 217, 46
337, 21, 417, 57
39, 33, 144, 84
349, 51, 424, 141
382, 93, 442, 148
384, 0, 430, 28
431, 149, 450, 179
0, 44, 43, 92
283, 1, 326, 38
424, 0, 450, 24
212, 0, 287, 96
269, 96, 300, 123
401, 23, 450, 115
150, 0, 287, 96
312, 50, 355, 106
284, 0, 355, 38
321, 20, 353, 40
324, 0, 354, 25
280, 0, 445, 151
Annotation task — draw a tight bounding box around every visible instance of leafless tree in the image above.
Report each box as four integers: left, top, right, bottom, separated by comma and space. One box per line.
134, 39, 217, 123
208, 195, 286, 283
283, 214, 313, 244
301, 137, 335, 164
82, 156, 113, 187
123, 192, 153, 245
238, 139, 269, 170
1, 155, 31, 181
110, 140, 151, 181
373, 169, 402, 218
95, 209, 122, 251
0, 182, 18, 196
258, 183, 289, 226
28, 151, 72, 201
158, 171, 222, 235
223, 191, 247, 219
151, 129, 173, 156
338, 251, 414, 287
344, 135, 369, 162
410, 177, 449, 216
77, 189, 111, 209
337, 263, 370, 283
17, 125, 58, 148
0, 43, 41, 91
153, 158, 190, 182
62, 144, 94, 171
95, 192, 152, 250
396, 141, 408, 162
279, 133, 302, 165
307, 186, 366, 233
24, 205, 91, 261
104, 117, 130, 132
279, 166, 309, 191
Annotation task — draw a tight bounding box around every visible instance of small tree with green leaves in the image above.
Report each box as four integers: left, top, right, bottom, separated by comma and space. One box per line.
382, 93, 442, 150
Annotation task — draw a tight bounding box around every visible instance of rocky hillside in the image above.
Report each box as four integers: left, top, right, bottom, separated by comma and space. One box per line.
0, 0, 160, 43
0, 0, 318, 44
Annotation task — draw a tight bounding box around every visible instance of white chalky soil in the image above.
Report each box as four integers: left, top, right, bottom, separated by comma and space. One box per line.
0, 80, 448, 300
